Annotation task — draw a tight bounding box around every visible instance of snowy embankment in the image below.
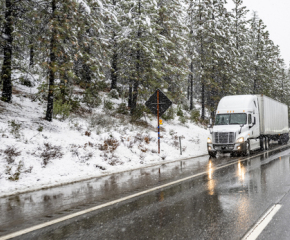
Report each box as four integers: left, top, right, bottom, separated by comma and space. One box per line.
0, 84, 209, 197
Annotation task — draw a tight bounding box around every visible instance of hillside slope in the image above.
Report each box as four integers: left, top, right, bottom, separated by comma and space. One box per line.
0, 84, 209, 197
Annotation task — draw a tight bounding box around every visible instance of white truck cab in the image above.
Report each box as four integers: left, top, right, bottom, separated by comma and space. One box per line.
207, 95, 283, 157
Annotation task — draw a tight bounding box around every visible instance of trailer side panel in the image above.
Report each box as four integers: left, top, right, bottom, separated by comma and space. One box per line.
257, 95, 289, 135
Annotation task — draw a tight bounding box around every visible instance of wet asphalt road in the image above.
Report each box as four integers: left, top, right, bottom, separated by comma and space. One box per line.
1, 144, 290, 239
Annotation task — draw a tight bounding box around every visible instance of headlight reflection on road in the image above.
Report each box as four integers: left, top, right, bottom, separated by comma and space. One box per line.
238, 161, 245, 182
208, 161, 213, 180
207, 160, 215, 195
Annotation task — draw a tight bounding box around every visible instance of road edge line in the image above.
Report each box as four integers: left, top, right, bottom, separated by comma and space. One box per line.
242, 204, 282, 240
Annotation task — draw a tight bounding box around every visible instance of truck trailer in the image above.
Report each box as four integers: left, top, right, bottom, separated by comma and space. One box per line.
207, 95, 289, 157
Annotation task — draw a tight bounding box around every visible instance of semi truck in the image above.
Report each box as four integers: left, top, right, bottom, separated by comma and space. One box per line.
207, 95, 289, 157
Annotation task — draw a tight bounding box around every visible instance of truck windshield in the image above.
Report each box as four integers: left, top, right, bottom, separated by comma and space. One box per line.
215, 113, 247, 125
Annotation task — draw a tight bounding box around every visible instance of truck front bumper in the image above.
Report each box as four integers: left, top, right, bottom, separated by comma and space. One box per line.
207, 142, 247, 154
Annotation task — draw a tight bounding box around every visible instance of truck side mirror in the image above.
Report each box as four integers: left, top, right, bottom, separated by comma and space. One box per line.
239, 124, 244, 134
208, 118, 213, 129
208, 118, 213, 133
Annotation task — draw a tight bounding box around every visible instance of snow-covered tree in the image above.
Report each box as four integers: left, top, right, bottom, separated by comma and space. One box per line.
116, 0, 188, 114
229, 0, 250, 94
1, 0, 14, 102
187, 0, 234, 119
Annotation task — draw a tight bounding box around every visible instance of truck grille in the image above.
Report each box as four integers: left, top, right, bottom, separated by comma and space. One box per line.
214, 132, 235, 144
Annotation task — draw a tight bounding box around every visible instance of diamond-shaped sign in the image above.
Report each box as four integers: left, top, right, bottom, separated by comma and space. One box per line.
145, 89, 172, 116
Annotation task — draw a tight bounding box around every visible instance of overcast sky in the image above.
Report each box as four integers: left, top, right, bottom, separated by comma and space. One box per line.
226, 0, 290, 67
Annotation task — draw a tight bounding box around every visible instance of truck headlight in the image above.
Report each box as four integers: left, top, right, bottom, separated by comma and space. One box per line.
207, 137, 212, 143
236, 137, 244, 143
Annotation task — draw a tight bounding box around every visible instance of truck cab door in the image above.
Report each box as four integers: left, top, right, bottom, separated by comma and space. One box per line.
251, 99, 260, 138
251, 114, 259, 138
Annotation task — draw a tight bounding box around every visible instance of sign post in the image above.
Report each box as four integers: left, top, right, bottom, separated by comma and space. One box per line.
157, 90, 160, 153
145, 89, 172, 154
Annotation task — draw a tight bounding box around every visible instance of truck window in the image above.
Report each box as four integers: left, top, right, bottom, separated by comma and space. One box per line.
215, 113, 247, 125
230, 113, 247, 124
215, 114, 230, 125
248, 114, 252, 124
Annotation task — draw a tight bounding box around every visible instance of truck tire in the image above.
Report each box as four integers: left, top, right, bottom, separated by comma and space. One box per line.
265, 137, 269, 150
278, 137, 282, 145
278, 135, 284, 145
244, 141, 250, 156
286, 134, 289, 144
281, 134, 289, 144
260, 137, 265, 150
209, 151, 217, 158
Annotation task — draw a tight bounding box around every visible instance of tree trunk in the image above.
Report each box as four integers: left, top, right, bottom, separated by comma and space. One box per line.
253, 21, 261, 94
198, 0, 205, 120
110, 1, 118, 90
29, 44, 34, 67
45, 0, 56, 121
1, 0, 13, 103
130, 0, 141, 115
128, 83, 132, 108
29, 28, 34, 67
253, 66, 257, 94
200, 43, 205, 120
190, 61, 194, 110
210, 63, 216, 118
187, 77, 190, 100
131, 46, 140, 114
110, 48, 118, 90
60, 70, 66, 103
201, 78, 205, 120
131, 76, 139, 115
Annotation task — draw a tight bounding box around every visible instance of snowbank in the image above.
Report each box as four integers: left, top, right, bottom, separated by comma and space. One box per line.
0, 84, 209, 197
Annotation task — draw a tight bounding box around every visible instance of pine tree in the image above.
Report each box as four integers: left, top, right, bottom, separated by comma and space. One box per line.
0, 0, 35, 102
1, 0, 14, 102
155, 0, 188, 103
187, 0, 197, 110
230, 0, 250, 94
248, 13, 267, 94
33, 0, 86, 121
75, 0, 108, 85
188, 0, 208, 120
188, 0, 232, 119
117, 0, 187, 114
209, 0, 235, 113
106, 0, 121, 90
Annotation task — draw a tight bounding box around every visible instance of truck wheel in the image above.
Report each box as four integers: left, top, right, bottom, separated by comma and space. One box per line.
209, 151, 217, 158
281, 134, 289, 144
278, 135, 283, 145
286, 134, 289, 144
263, 139, 266, 150
230, 152, 237, 157
265, 137, 269, 150
260, 138, 267, 151
244, 141, 250, 156
260, 138, 264, 150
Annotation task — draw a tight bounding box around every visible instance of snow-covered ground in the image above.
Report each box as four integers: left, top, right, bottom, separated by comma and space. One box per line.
0, 84, 209, 198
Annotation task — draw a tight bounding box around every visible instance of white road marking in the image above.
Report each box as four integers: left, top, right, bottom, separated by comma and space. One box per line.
0, 145, 287, 240
242, 204, 282, 240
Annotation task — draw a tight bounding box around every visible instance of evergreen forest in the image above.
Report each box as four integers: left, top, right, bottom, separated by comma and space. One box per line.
1, 0, 289, 122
